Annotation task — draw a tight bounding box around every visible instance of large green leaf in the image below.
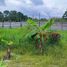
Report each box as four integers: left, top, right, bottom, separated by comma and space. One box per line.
27, 19, 40, 31
24, 30, 38, 39
41, 19, 54, 30
27, 19, 37, 26
26, 19, 54, 40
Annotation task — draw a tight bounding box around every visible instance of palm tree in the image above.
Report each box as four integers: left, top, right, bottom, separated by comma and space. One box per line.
1, 39, 14, 60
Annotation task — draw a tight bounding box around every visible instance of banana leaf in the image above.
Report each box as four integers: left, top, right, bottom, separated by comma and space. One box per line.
24, 30, 38, 39
27, 19, 37, 26
41, 19, 54, 31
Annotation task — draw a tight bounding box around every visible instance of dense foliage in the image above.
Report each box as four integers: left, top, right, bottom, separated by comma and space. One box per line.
63, 10, 67, 19
25, 19, 61, 54
0, 10, 28, 22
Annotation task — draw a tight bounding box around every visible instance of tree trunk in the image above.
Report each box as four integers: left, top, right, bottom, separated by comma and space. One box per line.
7, 47, 11, 59
43, 33, 47, 44
3, 47, 11, 60
36, 38, 39, 48
39, 33, 43, 54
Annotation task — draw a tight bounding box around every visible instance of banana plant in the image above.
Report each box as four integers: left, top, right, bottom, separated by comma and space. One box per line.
26, 18, 54, 54
0, 60, 7, 67
1, 39, 14, 60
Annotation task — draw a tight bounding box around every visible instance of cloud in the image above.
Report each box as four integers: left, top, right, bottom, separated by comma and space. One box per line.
0, 0, 67, 18
0, 0, 5, 5
31, 0, 43, 5
43, 0, 67, 9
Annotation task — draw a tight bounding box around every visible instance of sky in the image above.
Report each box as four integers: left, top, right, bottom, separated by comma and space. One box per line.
0, 0, 67, 18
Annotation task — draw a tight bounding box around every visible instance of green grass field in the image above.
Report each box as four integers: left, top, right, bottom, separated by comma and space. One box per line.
0, 27, 67, 67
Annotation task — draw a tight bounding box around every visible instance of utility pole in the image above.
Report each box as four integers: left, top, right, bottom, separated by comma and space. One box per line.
32, 13, 34, 19
39, 13, 40, 27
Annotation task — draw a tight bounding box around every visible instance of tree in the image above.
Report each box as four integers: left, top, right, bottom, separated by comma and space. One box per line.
9, 11, 18, 22
17, 12, 23, 21
0, 12, 4, 22
1, 39, 14, 60
62, 10, 67, 19
3, 10, 10, 21
0, 10, 28, 22
25, 19, 54, 54
23, 15, 28, 21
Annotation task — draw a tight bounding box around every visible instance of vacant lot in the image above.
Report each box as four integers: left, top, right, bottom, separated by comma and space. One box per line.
0, 27, 67, 67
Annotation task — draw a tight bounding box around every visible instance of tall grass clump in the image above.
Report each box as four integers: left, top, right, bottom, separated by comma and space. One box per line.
0, 27, 36, 55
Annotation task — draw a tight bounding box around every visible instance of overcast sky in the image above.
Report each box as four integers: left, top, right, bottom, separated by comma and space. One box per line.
0, 0, 67, 18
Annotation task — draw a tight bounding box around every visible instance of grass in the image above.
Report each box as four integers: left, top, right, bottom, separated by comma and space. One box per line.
0, 27, 67, 67
7, 54, 67, 67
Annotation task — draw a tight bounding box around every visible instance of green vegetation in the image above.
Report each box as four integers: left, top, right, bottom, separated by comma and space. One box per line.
0, 27, 67, 67
0, 10, 28, 22
26, 19, 58, 54
0, 9, 67, 23
0, 19, 67, 67
52, 18, 67, 22
63, 10, 67, 20
0, 60, 7, 67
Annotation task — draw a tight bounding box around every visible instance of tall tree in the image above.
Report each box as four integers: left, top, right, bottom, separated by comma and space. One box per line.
0, 10, 28, 22
0, 11, 4, 22
62, 10, 67, 19
17, 12, 24, 22
9, 11, 18, 22
3, 10, 10, 21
